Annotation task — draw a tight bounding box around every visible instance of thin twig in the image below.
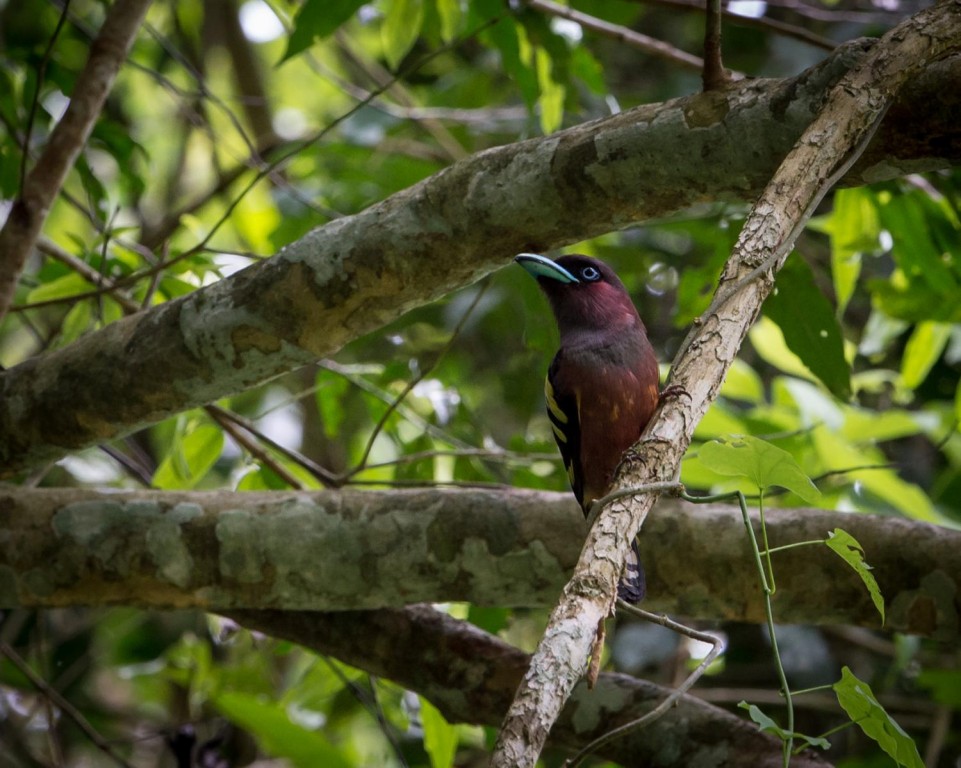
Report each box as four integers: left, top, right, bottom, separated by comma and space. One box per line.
702, 0, 731, 91
336, 34, 468, 162
316, 658, 410, 767
761, 0, 900, 24
0, 642, 135, 768
526, 0, 708, 73
563, 606, 725, 767
345, 282, 490, 479
206, 407, 306, 489
19, 0, 72, 196
319, 361, 476, 452
640, 0, 836, 50
205, 403, 338, 486
360, 447, 557, 473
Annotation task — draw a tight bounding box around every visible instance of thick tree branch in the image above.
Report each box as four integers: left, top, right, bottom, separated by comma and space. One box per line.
0, 0, 153, 323
2, 45, 961, 477
229, 605, 831, 768
1, 487, 958, 641
491, 3, 961, 766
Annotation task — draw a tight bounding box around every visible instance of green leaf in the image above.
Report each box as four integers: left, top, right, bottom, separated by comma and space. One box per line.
737, 703, 830, 750
871, 280, 961, 323
25, 272, 91, 304
839, 408, 928, 443
717, 359, 765, 403
534, 47, 564, 134
153, 424, 223, 489
213, 690, 353, 768
467, 605, 510, 635
833, 667, 923, 768
420, 697, 458, 768
59, 301, 93, 345
282, 0, 366, 62
474, 0, 538, 110
236, 467, 289, 491
826, 188, 879, 316
955, 377, 961, 426
699, 435, 821, 503
825, 529, 885, 623
811, 427, 939, 522
900, 321, 951, 389
749, 316, 815, 381
434, 0, 464, 41
764, 257, 851, 400
917, 669, 961, 707
739, 701, 785, 737
383, 0, 425, 70
880, 194, 958, 291
570, 46, 606, 95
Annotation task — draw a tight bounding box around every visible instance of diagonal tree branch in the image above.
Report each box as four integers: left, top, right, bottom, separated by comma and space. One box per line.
2, 45, 961, 478
229, 605, 831, 768
0, 0, 153, 323
490, 2, 961, 766
526, 0, 709, 73
2, 487, 959, 641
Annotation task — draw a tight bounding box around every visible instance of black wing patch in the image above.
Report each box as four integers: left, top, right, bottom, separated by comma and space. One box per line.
546, 354, 584, 511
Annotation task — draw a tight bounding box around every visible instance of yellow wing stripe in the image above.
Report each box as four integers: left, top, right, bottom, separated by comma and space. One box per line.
544, 377, 569, 425
551, 422, 567, 443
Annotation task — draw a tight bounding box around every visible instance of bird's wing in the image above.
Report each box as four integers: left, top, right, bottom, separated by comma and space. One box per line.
546, 354, 584, 510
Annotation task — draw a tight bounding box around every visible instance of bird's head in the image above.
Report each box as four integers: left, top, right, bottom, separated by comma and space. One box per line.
515, 253, 641, 339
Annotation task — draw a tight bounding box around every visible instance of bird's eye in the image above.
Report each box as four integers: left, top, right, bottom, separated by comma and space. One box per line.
580, 266, 601, 281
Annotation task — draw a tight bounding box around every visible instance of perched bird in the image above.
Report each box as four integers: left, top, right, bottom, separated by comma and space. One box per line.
516, 253, 660, 603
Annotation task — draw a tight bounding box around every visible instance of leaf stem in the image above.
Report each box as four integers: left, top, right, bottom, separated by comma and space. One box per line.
760, 539, 826, 556
682, 489, 794, 765
758, 491, 776, 594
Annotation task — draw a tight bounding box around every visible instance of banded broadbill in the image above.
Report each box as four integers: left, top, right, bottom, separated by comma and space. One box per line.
516, 253, 660, 603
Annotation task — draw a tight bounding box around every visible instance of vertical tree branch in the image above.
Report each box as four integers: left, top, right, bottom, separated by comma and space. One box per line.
702, 0, 731, 90
0, 0, 153, 323
490, 2, 961, 766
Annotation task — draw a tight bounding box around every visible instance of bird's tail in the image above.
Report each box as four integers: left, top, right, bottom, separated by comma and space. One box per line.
617, 539, 646, 603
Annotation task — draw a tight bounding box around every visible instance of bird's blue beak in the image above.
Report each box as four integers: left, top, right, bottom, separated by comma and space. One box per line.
514, 253, 579, 284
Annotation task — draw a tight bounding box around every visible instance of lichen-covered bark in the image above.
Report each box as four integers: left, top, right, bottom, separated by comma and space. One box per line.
230, 605, 831, 768
1, 487, 958, 641
2, 46, 961, 477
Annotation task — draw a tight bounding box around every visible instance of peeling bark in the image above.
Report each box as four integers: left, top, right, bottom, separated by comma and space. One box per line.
1, 487, 958, 642
3, 46, 961, 476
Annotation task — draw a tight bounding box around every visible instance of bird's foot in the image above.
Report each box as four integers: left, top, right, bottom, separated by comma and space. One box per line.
659, 383, 690, 404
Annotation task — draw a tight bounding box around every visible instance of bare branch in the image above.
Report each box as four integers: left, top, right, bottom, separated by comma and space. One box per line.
0, 0, 153, 323
526, 0, 707, 73
702, 0, 732, 90
642, 0, 836, 50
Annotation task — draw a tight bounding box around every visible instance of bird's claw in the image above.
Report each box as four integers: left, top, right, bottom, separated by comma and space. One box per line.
659, 384, 690, 404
